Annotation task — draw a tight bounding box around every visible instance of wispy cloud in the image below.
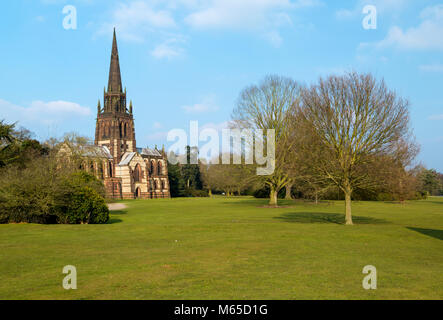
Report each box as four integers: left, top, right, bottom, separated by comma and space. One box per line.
371, 5, 443, 51
336, 0, 410, 19
184, 0, 321, 46
35, 16, 45, 23
0, 99, 92, 138
181, 95, 219, 114
151, 37, 187, 59
429, 114, 443, 121
419, 64, 443, 73
97, 1, 177, 42
96, 0, 323, 50
200, 121, 230, 132
1, 99, 91, 123
153, 122, 163, 129
146, 131, 168, 141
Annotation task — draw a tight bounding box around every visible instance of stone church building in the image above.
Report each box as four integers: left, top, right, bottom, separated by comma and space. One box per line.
87, 29, 170, 199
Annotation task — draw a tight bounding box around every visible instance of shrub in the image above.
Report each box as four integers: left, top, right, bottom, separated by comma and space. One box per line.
192, 189, 209, 197
0, 160, 58, 223
182, 188, 209, 197
0, 156, 109, 224
55, 186, 109, 224
376, 193, 394, 202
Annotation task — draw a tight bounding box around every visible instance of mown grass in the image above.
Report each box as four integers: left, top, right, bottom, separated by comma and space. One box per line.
0, 196, 442, 299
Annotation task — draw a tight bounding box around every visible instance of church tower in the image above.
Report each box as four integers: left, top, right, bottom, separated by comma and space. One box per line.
95, 29, 136, 172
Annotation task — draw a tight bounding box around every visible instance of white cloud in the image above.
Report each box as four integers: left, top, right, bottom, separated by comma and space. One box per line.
369, 0, 410, 12
0, 99, 91, 127
335, 9, 354, 20
153, 122, 163, 129
184, 0, 322, 45
336, 0, 410, 19
146, 131, 168, 140
151, 37, 186, 59
151, 42, 181, 59
429, 114, 443, 121
98, 1, 190, 59
98, 1, 176, 42
185, 0, 319, 29
419, 64, 443, 73
31, 100, 91, 116
375, 5, 443, 51
263, 31, 283, 48
181, 95, 219, 114
181, 103, 217, 114
200, 121, 230, 132
97, 0, 322, 49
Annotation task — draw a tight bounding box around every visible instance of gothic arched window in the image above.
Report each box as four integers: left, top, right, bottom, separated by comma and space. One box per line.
134, 164, 141, 182
158, 161, 162, 175
98, 162, 104, 179
108, 161, 113, 177
150, 160, 156, 175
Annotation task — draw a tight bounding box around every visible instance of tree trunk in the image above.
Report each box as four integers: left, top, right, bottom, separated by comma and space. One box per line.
269, 187, 278, 206
344, 190, 353, 225
315, 191, 318, 205
285, 183, 293, 200
208, 189, 212, 197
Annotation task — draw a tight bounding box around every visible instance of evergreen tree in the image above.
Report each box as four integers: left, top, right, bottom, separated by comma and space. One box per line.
181, 146, 202, 190
167, 160, 185, 197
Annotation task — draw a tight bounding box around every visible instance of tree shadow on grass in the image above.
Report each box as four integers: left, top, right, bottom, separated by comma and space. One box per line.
274, 212, 389, 225
424, 201, 443, 205
109, 210, 127, 215
222, 199, 270, 207
407, 227, 443, 241
106, 218, 123, 224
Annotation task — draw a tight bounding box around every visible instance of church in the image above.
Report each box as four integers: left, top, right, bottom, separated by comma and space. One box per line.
88, 29, 170, 199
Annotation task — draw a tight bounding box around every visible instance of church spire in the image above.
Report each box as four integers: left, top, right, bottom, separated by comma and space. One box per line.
107, 28, 122, 93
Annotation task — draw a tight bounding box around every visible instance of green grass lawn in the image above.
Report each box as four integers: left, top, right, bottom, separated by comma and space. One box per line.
0, 196, 442, 300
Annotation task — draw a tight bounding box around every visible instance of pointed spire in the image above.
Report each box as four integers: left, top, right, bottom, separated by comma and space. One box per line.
129, 100, 133, 114
97, 99, 101, 113
107, 28, 123, 93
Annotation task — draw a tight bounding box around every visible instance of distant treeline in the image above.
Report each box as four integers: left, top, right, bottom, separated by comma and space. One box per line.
167, 147, 442, 202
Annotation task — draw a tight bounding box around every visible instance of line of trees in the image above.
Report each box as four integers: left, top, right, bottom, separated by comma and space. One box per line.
167, 72, 442, 225
229, 72, 426, 224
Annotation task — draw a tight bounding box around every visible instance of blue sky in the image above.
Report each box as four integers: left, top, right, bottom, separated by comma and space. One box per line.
0, 0, 442, 171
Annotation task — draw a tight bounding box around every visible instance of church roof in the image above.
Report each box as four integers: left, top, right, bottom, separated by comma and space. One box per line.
118, 152, 137, 166
107, 28, 122, 93
100, 146, 113, 159
140, 148, 162, 157
71, 144, 113, 159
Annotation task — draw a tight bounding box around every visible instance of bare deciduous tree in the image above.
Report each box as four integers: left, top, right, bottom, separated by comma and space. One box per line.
298, 72, 416, 224
232, 75, 300, 206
